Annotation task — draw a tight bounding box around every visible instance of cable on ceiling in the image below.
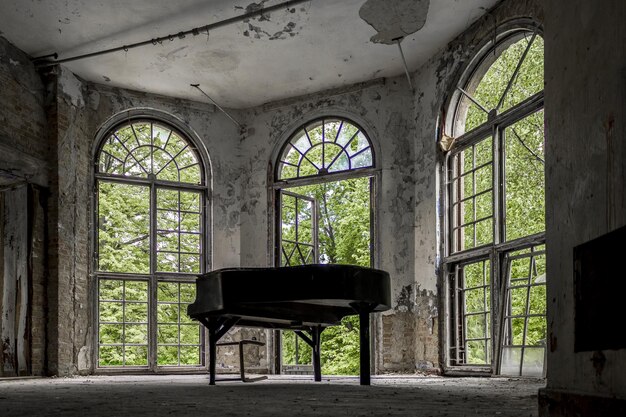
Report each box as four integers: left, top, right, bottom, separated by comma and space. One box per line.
32, 0, 311, 67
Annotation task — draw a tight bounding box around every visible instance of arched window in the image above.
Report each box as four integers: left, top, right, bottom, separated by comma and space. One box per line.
277, 118, 374, 180
95, 118, 209, 370
443, 27, 546, 377
273, 116, 378, 374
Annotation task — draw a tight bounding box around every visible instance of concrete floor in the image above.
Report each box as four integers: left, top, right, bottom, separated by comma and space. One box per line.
0, 375, 544, 417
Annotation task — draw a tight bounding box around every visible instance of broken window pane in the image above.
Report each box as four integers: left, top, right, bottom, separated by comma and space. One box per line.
499, 246, 547, 376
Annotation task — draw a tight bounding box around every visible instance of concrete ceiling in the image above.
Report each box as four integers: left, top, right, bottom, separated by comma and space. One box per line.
0, 0, 498, 109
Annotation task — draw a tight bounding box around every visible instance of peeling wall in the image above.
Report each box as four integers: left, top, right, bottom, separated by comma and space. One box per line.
0, 36, 48, 376
541, 0, 626, 407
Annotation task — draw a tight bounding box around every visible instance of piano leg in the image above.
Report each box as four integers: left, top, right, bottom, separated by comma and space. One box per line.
200, 317, 239, 385
312, 326, 322, 382
294, 326, 324, 382
358, 308, 371, 386
350, 302, 377, 386
208, 321, 217, 385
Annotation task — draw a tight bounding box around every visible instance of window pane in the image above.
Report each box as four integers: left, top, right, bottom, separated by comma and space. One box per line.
157, 281, 202, 367
99, 346, 123, 367
505, 110, 545, 241
99, 279, 123, 301
465, 289, 485, 313
456, 260, 492, 366
500, 36, 544, 113
125, 346, 148, 366
158, 346, 179, 365
180, 283, 195, 303
125, 303, 148, 323
98, 279, 149, 367
98, 182, 150, 273
99, 302, 123, 323
158, 282, 179, 302
450, 138, 493, 253
180, 346, 201, 366
466, 340, 488, 365
125, 325, 148, 344
466, 314, 486, 339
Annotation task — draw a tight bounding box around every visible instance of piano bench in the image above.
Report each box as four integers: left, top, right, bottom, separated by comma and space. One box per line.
215, 339, 268, 383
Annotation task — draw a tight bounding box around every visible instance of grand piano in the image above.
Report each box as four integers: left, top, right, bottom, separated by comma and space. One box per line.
187, 264, 391, 385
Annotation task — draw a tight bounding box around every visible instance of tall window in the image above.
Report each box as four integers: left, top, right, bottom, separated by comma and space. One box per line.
274, 117, 377, 374
95, 119, 208, 370
443, 28, 546, 376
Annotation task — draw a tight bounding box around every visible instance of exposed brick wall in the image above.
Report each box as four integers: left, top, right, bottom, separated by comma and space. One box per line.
0, 37, 48, 164
30, 185, 48, 375
45, 67, 93, 375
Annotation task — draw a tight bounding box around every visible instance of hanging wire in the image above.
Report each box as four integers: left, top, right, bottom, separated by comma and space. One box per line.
190, 84, 243, 130
393, 37, 414, 90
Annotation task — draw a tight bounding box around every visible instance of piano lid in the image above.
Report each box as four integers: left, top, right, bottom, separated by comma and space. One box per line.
188, 264, 391, 320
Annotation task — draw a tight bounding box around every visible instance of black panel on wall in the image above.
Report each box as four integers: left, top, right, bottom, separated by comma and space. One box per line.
574, 225, 626, 352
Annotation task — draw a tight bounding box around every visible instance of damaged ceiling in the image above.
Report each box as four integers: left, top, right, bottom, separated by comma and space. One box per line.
0, 0, 497, 108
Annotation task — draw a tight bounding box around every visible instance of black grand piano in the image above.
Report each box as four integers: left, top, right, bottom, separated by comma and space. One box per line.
187, 264, 391, 385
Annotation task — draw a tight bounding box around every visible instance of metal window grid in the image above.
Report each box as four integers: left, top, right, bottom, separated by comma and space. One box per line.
95, 119, 207, 371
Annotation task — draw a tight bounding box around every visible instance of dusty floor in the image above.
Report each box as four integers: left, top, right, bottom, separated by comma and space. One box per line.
0, 374, 544, 417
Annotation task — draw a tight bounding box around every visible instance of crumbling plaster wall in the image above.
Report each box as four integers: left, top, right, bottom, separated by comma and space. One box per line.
539, 0, 626, 412
239, 76, 419, 372
411, 0, 543, 370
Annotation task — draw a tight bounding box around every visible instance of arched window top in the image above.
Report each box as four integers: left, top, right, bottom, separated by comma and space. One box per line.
277, 118, 374, 181
97, 120, 202, 185
453, 30, 544, 136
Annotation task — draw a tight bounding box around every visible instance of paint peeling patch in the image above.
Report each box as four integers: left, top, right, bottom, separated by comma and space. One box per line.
359, 0, 430, 44
238, 1, 304, 40
9, 58, 20, 66
58, 67, 85, 108
395, 284, 414, 312
269, 21, 297, 40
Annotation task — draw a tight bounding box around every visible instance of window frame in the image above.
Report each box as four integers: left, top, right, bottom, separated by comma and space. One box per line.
440, 23, 545, 375
269, 114, 382, 374
92, 112, 211, 373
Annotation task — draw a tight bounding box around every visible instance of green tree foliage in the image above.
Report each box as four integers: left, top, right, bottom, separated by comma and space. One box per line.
281, 177, 370, 375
